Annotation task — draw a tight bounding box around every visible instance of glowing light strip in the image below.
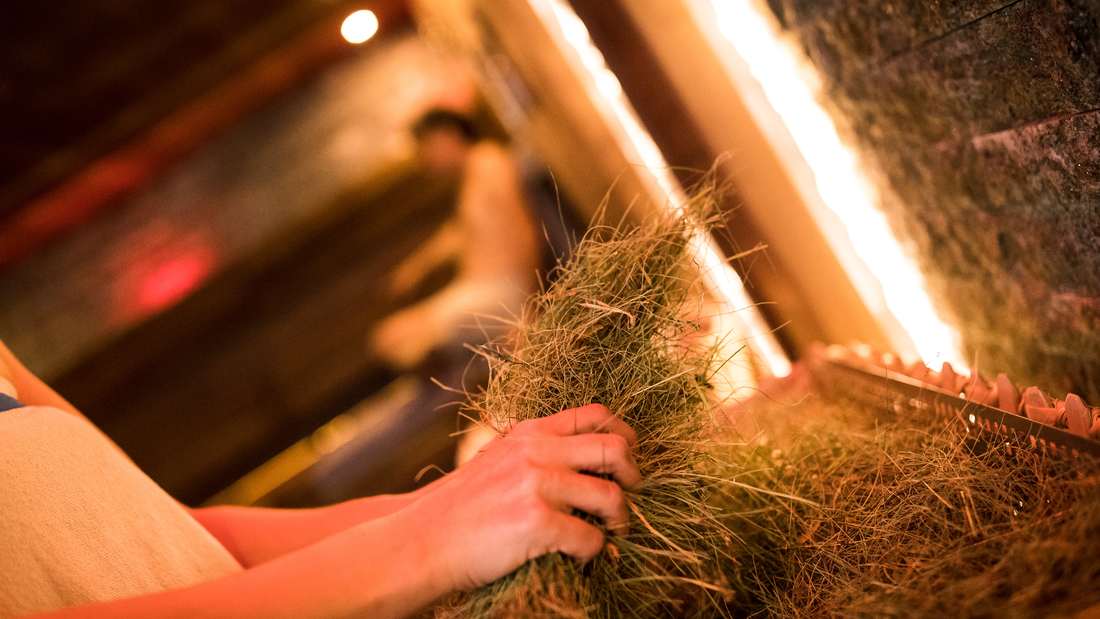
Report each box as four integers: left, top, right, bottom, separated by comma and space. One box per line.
531, 0, 792, 377
700, 0, 965, 369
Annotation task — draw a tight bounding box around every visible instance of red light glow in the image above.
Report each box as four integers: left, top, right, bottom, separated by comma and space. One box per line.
136, 250, 215, 314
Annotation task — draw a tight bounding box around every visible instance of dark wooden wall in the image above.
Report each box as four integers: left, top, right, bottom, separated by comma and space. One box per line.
0, 35, 473, 504
771, 0, 1100, 398
54, 171, 454, 504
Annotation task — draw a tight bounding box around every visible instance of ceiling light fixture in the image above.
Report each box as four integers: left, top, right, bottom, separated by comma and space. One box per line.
341, 9, 379, 45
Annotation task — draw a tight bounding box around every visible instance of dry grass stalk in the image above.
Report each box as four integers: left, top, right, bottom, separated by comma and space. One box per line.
438, 195, 741, 618
433, 189, 1100, 617
716, 397, 1100, 618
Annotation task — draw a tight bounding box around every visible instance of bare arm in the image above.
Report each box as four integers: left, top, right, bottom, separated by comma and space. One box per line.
3, 342, 643, 617
36, 510, 449, 619
388, 220, 465, 296
0, 339, 419, 566
190, 490, 427, 568
33, 405, 642, 619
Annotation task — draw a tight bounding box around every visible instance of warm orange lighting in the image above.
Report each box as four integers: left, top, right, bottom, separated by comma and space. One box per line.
341, 9, 379, 45
695, 0, 965, 370
531, 0, 792, 381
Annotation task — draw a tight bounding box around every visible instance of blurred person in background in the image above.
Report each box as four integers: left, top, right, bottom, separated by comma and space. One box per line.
0, 340, 640, 617
368, 108, 541, 370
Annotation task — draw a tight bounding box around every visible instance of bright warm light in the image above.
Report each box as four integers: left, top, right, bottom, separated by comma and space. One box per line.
532, 0, 792, 379
136, 253, 212, 313
341, 9, 379, 45
699, 0, 965, 369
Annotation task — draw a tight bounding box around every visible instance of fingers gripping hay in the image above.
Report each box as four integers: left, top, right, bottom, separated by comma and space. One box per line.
438, 204, 739, 617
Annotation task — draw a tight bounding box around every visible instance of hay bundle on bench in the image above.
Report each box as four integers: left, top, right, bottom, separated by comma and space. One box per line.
436, 197, 1100, 618
717, 399, 1100, 617
439, 203, 739, 618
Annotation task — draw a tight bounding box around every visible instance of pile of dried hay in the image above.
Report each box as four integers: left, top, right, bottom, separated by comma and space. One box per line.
435, 199, 1100, 618
438, 201, 741, 617
717, 397, 1100, 617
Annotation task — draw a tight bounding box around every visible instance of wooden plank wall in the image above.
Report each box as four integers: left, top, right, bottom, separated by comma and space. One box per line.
0, 36, 468, 503
53, 173, 454, 504
771, 0, 1100, 399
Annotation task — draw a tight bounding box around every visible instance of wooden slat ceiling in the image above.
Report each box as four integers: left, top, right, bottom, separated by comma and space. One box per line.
0, 0, 406, 224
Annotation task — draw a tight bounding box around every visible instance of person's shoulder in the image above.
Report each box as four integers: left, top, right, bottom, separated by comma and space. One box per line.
0, 406, 113, 471
0, 404, 80, 423
0, 405, 82, 439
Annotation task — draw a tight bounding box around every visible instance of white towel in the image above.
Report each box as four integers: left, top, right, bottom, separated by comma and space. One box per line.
0, 406, 241, 616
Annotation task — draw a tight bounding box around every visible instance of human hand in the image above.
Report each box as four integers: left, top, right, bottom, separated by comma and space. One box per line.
387, 260, 423, 299
368, 309, 438, 369
405, 404, 641, 592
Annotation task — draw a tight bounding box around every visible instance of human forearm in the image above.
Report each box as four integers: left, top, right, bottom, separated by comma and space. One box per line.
192, 489, 428, 567
33, 405, 642, 619
36, 511, 450, 619
391, 222, 463, 291
415, 221, 463, 269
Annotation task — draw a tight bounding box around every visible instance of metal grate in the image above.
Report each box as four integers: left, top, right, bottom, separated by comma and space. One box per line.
815, 358, 1100, 459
